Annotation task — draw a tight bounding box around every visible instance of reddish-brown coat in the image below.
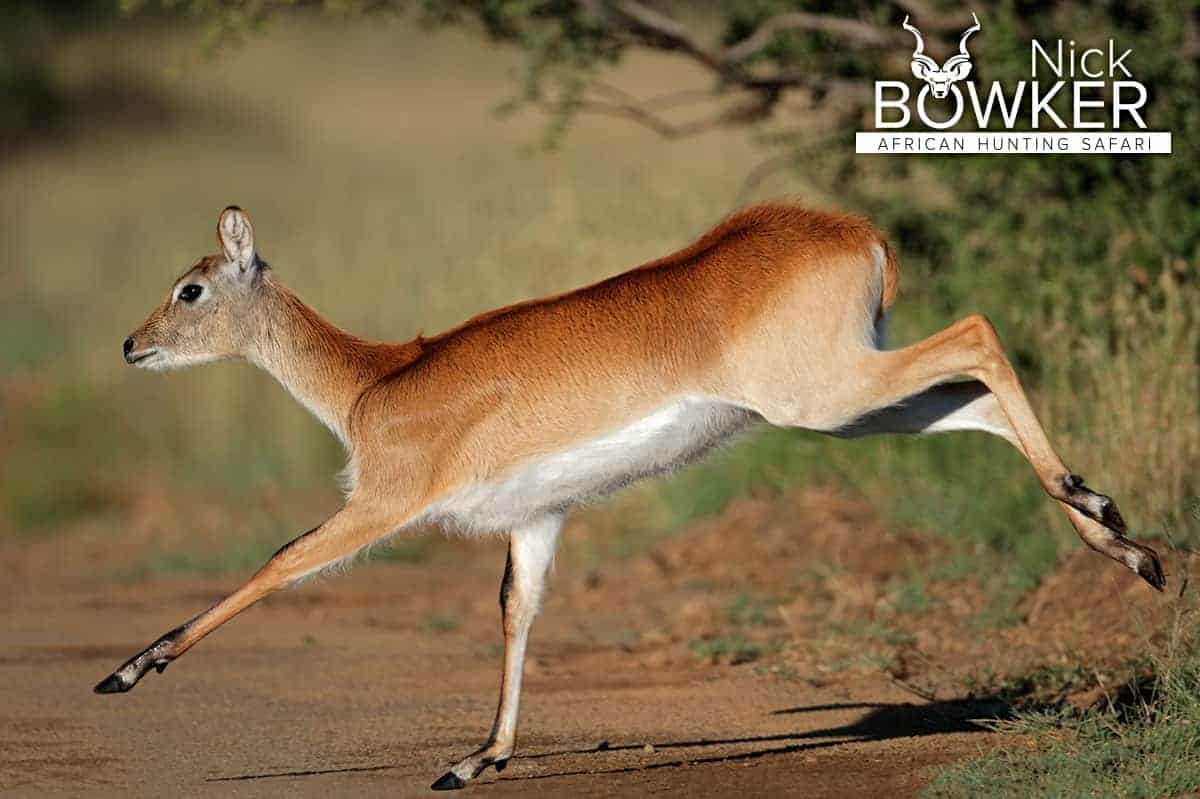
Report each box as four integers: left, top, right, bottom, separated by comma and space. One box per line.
339, 203, 893, 504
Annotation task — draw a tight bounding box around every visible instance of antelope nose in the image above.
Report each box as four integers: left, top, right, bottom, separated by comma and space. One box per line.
123, 336, 135, 362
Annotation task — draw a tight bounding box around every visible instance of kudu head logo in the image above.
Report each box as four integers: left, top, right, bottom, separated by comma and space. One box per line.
903, 12, 981, 98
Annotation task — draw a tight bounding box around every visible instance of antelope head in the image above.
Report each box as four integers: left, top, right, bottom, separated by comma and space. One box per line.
903, 12, 980, 99
123, 207, 266, 371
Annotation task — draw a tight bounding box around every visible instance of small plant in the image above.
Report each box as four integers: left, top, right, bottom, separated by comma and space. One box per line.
834, 620, 915, 648
963, 661, 1095, 707
821, 651, 900, 674
726, 592, 774, 628
689, 636, 763, 665
421, 613, 461, 634
890, 575, 936, 615
756, 663, 802, 682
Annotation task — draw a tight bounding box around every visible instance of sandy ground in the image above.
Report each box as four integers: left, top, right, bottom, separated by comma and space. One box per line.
1, 489, 1171, 798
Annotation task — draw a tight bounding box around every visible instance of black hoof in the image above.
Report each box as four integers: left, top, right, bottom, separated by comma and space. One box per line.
93, 673, 129, 694
431, 772, 467, 791
493, 759, 508, 773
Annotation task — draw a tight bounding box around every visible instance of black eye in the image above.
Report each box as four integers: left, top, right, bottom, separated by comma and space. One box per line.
178, 284, 204, 303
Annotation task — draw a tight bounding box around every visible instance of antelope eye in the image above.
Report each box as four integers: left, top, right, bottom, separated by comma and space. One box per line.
178, 284, 204, 303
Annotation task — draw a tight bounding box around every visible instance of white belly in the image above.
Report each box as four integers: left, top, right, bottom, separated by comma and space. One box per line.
422, 396, 756, 534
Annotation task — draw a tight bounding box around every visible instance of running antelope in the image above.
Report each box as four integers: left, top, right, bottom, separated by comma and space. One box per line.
100, 204, 1164, 790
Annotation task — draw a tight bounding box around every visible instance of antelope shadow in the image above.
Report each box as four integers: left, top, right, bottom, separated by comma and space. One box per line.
209, 695, 1013, 784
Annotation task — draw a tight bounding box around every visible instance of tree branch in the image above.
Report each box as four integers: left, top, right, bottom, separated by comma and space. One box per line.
559, 3, 942, 142
604, 1, 940, 99
540, 70, 865, 142
723, 11, 907, 62
542, 90, 778, 140
612, 0, 723, 70
893, 0, 968, 33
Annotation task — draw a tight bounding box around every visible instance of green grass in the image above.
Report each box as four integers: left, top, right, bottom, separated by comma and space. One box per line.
689, 635, 764, 665
926, 612, 1200, 799
890, 574, 937, 615
726, 591, 776, 628
421, 612, 461, 633
833, 619, 916, 648
821, 651, 901, 674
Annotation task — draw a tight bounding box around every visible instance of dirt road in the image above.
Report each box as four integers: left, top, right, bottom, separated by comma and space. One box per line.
2, 490, 1165, 797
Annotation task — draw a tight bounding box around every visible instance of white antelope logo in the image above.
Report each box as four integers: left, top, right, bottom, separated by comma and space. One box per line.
903, 12, 981, 98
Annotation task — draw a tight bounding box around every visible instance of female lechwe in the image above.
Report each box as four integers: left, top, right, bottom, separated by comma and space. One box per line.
101, 203, 1163, 790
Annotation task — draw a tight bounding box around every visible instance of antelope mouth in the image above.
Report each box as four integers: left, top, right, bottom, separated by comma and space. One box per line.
127, 349, 159, 366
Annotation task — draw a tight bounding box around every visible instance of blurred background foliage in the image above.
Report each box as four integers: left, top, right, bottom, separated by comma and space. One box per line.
0, 0, 1196, 612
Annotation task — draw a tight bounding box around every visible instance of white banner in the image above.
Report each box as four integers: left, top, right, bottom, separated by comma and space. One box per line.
855, 132, 1172, 155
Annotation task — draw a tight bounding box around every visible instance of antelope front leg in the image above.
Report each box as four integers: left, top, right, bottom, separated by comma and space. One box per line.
94, 504, 390, 694
431, 515, 562, 791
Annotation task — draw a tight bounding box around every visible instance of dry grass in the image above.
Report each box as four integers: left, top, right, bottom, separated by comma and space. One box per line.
1042, 270, 1200, 546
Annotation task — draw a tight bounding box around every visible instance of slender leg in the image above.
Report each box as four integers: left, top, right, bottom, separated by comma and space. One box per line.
431, 515, 563, 791
821, 323, 1164, 590
94, 503, 394, 693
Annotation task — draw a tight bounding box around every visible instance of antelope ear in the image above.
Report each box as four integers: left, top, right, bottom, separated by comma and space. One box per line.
217, 206, 255, 272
